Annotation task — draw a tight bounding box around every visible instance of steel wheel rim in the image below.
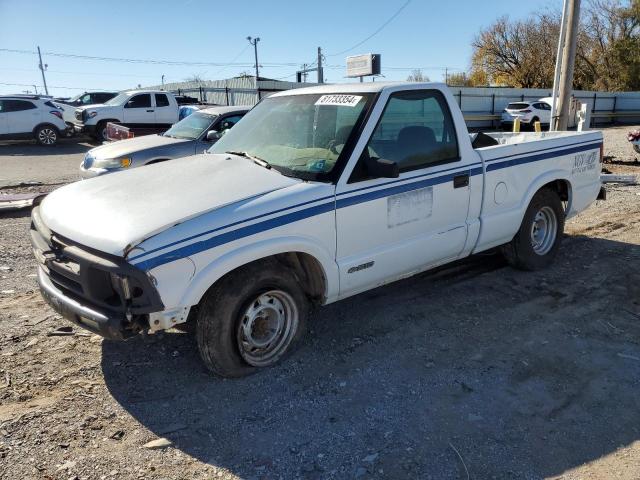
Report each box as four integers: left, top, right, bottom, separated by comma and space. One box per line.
101, 127, 108, 140
530, 206, 557, 255
38, 128, 56, 145
237, 290, 298, 367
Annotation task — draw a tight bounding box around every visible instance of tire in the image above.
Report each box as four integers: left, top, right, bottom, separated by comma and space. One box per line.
95, 121, 109, 142
35, 125, 59, 146
501, 188, 565, 271
196, 258, 309, 378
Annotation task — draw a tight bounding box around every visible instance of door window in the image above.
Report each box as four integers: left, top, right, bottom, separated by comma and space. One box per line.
217, 114, 244, 130
125, 94, 151, 108
95, 93, 115, 103
154, 94, 170, 107
352, 90, 459, 181
2, 100, 37, 112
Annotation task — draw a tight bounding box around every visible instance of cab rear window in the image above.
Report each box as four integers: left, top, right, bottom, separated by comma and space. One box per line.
506, 103, 530, 110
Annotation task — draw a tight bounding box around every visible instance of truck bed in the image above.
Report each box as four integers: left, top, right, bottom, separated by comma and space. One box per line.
473, 130, 602, 162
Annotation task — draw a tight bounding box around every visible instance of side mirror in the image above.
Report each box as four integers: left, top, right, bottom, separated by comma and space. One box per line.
365, 157, 399, 179
206, 130, 222, 141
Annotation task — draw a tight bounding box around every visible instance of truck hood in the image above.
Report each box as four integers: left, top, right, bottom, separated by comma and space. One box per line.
39, 154, 301, 256
76, 103, 112, 112
88, 134, 187, 159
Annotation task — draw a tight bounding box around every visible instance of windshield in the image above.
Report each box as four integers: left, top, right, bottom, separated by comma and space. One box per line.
104, 92, 130, 106
506, 102, 530, 110
164, 112, 216, 139
68, 92, 84, 103
209, 93, 373, 181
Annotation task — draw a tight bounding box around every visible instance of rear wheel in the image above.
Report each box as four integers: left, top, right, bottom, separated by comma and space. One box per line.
196, 259, 309, 377
501, 188, 565, 270
35, 125, 58, 146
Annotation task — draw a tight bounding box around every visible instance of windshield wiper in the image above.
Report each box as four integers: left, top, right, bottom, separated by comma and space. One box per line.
225, 151, 271, 169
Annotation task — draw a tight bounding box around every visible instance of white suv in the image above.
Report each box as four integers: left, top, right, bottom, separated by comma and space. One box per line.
500, 100, 552, 130
0, 95, 68, 145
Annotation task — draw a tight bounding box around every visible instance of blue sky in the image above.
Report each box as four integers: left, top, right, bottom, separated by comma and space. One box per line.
0, 0, 555, 96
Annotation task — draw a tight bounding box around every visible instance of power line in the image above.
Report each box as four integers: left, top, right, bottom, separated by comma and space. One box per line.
210, 44, 251, 77
0, 81, 118, 91
0, 47, 300, 68
0, 66, 172, 79
326, 0, 411, 56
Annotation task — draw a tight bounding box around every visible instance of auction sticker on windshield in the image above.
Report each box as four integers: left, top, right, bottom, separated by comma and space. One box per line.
315, 95, 363, 107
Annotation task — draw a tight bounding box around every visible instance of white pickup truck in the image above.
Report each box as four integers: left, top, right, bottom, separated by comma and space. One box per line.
31, 82, 604, 377
72, 90, 179, 142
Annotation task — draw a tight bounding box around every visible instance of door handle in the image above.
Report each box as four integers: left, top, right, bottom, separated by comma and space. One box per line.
146, 109, 155, 112
453, 173, 469, 188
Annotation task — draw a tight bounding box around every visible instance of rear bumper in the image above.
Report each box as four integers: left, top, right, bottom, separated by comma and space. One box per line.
38, 266, 132, 340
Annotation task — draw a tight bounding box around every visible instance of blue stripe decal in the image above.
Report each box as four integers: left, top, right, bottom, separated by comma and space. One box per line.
337, 162, 482, 197
484, 138, 600, 163
487, 141, 601, 172
336, 170, 472, 209
135, 201, 335, 271
129, 194, 335, 262
133, 140, 601, 269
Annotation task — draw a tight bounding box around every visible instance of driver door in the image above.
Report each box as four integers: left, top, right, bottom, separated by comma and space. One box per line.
122, 93, 154, 125
335, 89, 471, 297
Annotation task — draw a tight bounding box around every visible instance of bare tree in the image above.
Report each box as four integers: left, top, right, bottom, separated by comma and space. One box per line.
469, 1, 640, 91
184, 74, 205, 84
406, 69, 429, 82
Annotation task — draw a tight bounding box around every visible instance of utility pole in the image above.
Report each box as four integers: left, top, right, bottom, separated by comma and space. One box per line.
317, 47, 324, 84
550, 0, 569, 130
37, 46, 49, 96
555, 0, 581, 131
161, 74, 165, 88
445, 67, 448, 85
247, 36, 261, 81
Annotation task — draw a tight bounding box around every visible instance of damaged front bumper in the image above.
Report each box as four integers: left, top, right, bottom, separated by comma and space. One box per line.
37, 266, 134, 340
30, 206, 164, 340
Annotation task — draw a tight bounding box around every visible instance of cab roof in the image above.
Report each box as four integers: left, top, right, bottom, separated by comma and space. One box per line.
269, 81, 447, 97
198, 105, 251, 115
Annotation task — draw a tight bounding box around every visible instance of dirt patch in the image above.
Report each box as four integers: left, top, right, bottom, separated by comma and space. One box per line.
0, 127, 639, 479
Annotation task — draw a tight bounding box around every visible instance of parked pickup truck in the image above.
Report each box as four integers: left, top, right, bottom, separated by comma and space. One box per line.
31, 82, 604, 377
73, 90, 179, 142
79, 106, 249, 178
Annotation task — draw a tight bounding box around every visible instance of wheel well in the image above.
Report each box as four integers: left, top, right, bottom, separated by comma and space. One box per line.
541, 179, 571, 211
198, 253, 327, 310
274, 252, 327, 304
32, 123, 59, 134
97, 119, 121, 128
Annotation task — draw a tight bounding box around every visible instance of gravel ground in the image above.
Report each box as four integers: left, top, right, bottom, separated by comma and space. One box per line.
0, 138, 93, 188
0, 127, 639, 480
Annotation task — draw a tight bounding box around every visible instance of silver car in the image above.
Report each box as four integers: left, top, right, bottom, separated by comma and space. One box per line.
79, 106, 249, 178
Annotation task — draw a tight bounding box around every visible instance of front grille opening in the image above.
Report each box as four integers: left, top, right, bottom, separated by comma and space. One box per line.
87, 267, 123, 309
49, 269, 83, 296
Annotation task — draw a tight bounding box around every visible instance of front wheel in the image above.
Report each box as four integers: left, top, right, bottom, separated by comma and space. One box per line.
501, 188, 565, 270
35, 125, 59, 146
196, 259, 309, 377
94, 121, 109, 143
